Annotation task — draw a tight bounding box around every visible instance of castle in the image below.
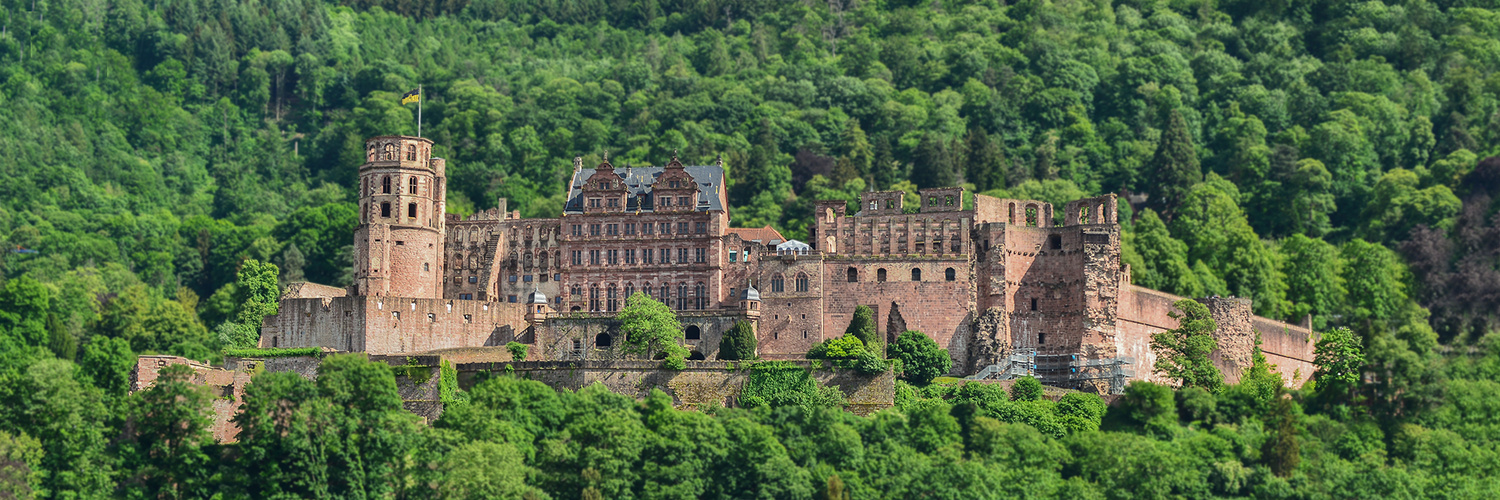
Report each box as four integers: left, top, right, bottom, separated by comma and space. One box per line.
261, 135, 1318, 394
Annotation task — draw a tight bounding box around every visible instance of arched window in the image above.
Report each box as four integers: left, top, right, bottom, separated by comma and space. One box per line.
847, 267, 858, 282
688, 351, 705, 360
796, 273, 809, 292
606, 283, 619, 312
642, 282, 653, 299
589, 284, 601, 311
624, 283, 634, 298
382, 143, 395, 160
877, 268, 887, 282
945, 268, 956, 281
911, 268, 922, 281
660, 283, 671, 302
409, 176, 418, 194
454, 254, 464, 269
869, 201, 877, 211
1008, 203, 1016, 224
771, 275, 785, 293
596, 333, 612, 347
677, 283, 688, 310
367, 144, 377, 162
1078, 204, 1090, 224
381, 202, 391, 218
685, 325, 700, 340
406, 144, 417, 161
695, 282, 706, 309
382, 176, 392, 194
1026, 205, 1039, 227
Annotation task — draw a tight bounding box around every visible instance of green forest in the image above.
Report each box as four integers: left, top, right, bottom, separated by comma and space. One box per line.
1, 0, 1499, 497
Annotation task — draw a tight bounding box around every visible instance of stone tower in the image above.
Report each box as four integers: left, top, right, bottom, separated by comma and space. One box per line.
353, 136, 446, 298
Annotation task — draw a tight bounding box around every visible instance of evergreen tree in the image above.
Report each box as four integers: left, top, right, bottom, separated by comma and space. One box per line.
1147, 110, 1202, 220
717, 320, 758, 360
911, 134, 957, 188
963, 128, 1007, 191
833, 119, 874, 184
844, 305, 877, 346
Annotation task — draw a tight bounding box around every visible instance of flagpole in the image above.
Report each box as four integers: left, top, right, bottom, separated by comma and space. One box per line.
417, 84, 422, 138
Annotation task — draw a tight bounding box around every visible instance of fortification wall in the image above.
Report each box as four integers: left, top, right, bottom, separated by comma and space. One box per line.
1252, 318, 1319, 386
757, 254, 827, 357
454, 360, 895, 415
537, 311, 746, 361
363, 296, 526, 353
132, 356, 252, 443
1116, 285, 1185, 385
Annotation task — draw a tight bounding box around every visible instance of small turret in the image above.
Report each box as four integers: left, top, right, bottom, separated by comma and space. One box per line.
739, 282, 761, 319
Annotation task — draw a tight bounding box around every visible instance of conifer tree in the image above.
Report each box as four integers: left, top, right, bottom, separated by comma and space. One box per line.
963, 128, 1007, 191
1147, 110, 1202, 220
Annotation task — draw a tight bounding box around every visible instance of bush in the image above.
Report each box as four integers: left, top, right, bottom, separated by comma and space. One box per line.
223, 347, 322, 358
889, 330, 951, 385
505, 341, 529, 361
845, 305, 877, 345
807, 335, 865, 359
1010, 376, 1044, 401
852, 349, 889, 374
1056, 392, 1108, 433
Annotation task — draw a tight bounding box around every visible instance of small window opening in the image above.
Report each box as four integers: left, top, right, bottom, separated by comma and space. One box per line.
911, 268, 922, 281
381, 202, 391, 218
1030, 298, 1038, 311
877, 269, 887, 282
408, 203, 418, 218
595, 333, 612, 348
847, 267, 858, 283
945, 268, 956, 281
1039, 332, 1046, 345
1048, 234, 1062, 250
685, 326, 701, 340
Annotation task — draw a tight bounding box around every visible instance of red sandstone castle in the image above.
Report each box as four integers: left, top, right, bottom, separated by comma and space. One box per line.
262, 135, 1318, 394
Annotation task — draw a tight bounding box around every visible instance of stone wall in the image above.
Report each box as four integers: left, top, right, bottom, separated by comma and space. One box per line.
535, 310, 749, 361
453, 360, 895, 415
821, 257, 973, 368
1252, 317, 1319, 386
131, 356, 253, 443
260, 295, 528, 354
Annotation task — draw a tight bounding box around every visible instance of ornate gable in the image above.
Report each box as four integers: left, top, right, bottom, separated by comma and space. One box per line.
651, 151, 699, 212
580, 153, 628, 213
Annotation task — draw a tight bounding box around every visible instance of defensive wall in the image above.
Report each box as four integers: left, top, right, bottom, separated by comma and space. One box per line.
260, 295, 528, 354
131, 352, 894, 442
1115, 285, 1318, 387
453, 360, 894, 416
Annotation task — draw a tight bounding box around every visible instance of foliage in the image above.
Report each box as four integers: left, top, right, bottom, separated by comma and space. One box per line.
505, 341, 530, 362
1151, 300, 1224, 391
617, 292, 686, 367
807, 335, 867, 360
1010, 377, 1045, 402
717, 320, 758, 361
888, 330, 951, 386
120, 364, 217, 498
739, 362, 845, 411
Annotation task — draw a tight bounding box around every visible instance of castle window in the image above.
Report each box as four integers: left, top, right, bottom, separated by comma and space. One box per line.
607, 283, 619, 312
469, 276, 478, 284
695, 222, 706, 234
625, 223, 636, 235
772, 275, 785, 293
625, 249, 636, 264
589, 250, 600, 265
1030, 297, 1038, 311
886, 200, 895, 209
929, 196, 938, 206
643, 249, 654, 264
1026, 206, 1039, 227
424, 263, 429, 272
677, 283, 688, 310
660, 283, 670, 301
573, 339, 583, 353
607, 224, 618, 235
695, 248, 706, 263
946, 268, 956, 281
570, 284, 582, 297
589, 198, 601, 208
685, 325, 700, 340
428, 313, 436, 322
596, 333, 612, 348
589, 284, 601, 311
571, 250, 582, 266
869, 201, 877, 211
608, 198, 619, 207
659, 196, 670, 207
409, 176, 418, 194
381, 202, 391, 218
368, 144, 377, 162
1008, 203, 1016, 224
796, 273, 809, 292
877, 269, 887, 282
678, 196, 690, 207
678, 248, 689, 263
695, 283, 706, 309
408, 203, 417, 218
1079, 205, 1091, 224
571, 224, 583, 236
847, 267, 858, 282
407, 144, 417, 161
643, 283, 653, 298
624, 283, 635, 297
590, 224, 601, 236
678, 222, 690, 234
382, 176, 392, 194
607, 249, 618, 265
945, 195, 955, 206
728, 251, 737, 263
643, 223, 654, 235
911, 268, 922, 281
1038, 332, 1046, 345
1048, 234, 1062, 250
383, 143, 395, 160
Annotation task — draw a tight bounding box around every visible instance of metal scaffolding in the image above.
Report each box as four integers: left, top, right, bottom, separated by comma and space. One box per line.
968, 350, 1136, 394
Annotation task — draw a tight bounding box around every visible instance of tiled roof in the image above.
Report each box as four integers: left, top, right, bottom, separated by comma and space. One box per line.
727, 226, 786, 245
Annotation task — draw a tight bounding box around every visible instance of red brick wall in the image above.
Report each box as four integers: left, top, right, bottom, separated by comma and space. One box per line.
261, 296, 528, 354
821, 258, 972, 369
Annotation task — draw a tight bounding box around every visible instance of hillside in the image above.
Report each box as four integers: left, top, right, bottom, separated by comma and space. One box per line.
0, 0, 1499, 497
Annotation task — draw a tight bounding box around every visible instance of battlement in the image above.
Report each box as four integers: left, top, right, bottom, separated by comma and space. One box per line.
1063, 195, 1119, 226
918, 187, 965, 212
858, 191, 907, 215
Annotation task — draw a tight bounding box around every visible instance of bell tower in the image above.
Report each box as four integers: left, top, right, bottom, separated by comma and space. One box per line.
353, 136, 446, 298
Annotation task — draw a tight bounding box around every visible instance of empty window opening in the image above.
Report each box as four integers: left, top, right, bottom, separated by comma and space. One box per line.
1026, 206, 1038, 227
685, 326, 701, 340
408, 203, 418, 218
877, 268, 887, 282
1048, 234, 1062, 250
1039, 332, 1046, 345
382, 176, 391, 194
595, 333, 612, 348
406, 144, 417, 161
911, 268, 922, 281
409, 176, 418, 194
945, 268, 956, 281
381, 202, 391, 217
688, 351, 706, 361
847, 267, 858, 282
1030, 298, 1038, 311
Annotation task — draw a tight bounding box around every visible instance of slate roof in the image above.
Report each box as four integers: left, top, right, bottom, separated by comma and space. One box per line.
727, 226, 786, 245
563, 166, 726, 214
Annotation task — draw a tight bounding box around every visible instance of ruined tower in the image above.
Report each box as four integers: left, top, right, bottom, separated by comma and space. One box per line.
354, 136, 447, 298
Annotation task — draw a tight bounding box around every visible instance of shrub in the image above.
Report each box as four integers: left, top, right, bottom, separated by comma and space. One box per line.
889, 330, 951, 385
1010, 376, 1044, 401
223, 347, 321, 358
808, 335, 865, 359
505, 341, 529, 361
845, 305, 877, 345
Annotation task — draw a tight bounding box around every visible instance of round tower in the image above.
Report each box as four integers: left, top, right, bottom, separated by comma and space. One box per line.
353, 136, 446, 298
